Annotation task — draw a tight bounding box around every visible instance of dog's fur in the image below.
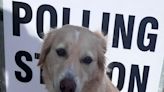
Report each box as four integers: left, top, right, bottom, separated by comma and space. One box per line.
38, 25, 119, 92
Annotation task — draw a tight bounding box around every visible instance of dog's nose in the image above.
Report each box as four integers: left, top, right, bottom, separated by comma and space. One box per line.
60, 78, 76, 92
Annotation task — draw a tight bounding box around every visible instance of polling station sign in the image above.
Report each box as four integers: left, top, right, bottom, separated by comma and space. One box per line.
3, 0, 164, 92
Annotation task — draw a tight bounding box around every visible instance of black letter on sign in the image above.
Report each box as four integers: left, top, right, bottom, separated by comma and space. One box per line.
63, 8, 70, 25
15, 51, 32, 82
107, 62, 125, 91
101, 12, 110, 36
82, 10, 90, 28
37, 5, 57, 39
13, 1, 32, 36
112, 14, 135, 49
128, 65, 149, 92
137, 17, 158, 52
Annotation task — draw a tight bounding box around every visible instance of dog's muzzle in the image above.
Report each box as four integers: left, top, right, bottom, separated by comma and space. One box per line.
60, 77, 76, 92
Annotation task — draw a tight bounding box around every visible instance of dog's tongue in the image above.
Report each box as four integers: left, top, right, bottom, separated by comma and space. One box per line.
60, 78, 76, 92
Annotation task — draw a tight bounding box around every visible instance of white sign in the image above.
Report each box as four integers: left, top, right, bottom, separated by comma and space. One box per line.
3, 0, 164, 92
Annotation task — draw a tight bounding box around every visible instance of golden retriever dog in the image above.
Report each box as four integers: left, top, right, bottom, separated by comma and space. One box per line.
38, 25, 119, 92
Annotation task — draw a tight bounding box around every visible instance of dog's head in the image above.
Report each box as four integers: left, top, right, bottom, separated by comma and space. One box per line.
38, 25, 106, 92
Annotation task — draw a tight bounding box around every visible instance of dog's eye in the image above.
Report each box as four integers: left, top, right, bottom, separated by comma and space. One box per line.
81, 56, 93, 64
56, 48, 67, 57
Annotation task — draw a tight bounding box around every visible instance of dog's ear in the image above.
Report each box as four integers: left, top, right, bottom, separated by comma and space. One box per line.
94, 31, 107, 71
38, 29, 56, 67
94, 31, 107, 53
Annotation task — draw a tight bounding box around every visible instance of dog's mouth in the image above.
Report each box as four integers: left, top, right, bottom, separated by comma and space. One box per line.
60, 78, 76, 92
